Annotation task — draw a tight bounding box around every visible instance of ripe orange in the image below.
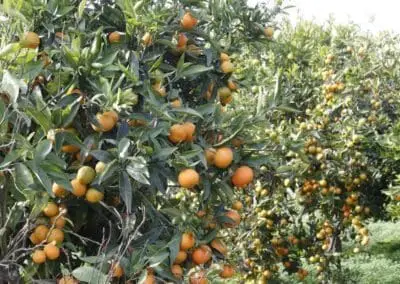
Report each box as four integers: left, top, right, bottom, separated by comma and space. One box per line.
57, 276, 79, 284
220, 53, 230, 62
91, 112, 118, 132
108, 31, 121, 44
152, 82, 167, 97
231, 166, 254, 188
178, 169, 200, 189
232, 200, 243, 211
50, 216, 66, 229
34, 225, 49, 242
43, 202, 59, 217
32, 249, 46, 264
168, 124, 187, 143
61, 144, 80, 153
192, 245, 212, 265
95, 161, 107, 174
144, 273, 156, 284
170, 99, 182, 108
264, 27, 274, 38
220, 61, 234, 73
180, 232, 196, 250
47, 228, 64, 244
112, 262, 124, 278
142, 32, 152, 46
224, 210, 241, 228
44, 243, 60, 260
189, 270, 208, 284
29, 233, 41, 244
183, 122, 196, 142
205, 148, 216, 165
20, 32, 40, 49
174, 250, 188, 264
220, 264, 235, 278
177, 33, 188, 48
86, 188, 104, 203
214, 147, 233, 169
171, 264, 183, 278
71, 178, 87, 197
220, 95, 233, 106
52, 183, 68, 198
218, 87, 231, 99
227, 80, 238, 91
181, 12, 198, 30
210, 239, 228, 255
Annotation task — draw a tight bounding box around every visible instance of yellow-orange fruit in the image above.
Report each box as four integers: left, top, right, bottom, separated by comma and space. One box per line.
52, 183, 68, 198
181, 12, 198, 30
171, 264, 183, 278
43, 202, 59, 217
210, 239, 228, 255
32, 250, 46, 264
183, 122, 196, 142
47, 228, 64, 244
205, 148, 216, 165
177, 33, 188, 48
71, 179, 87, 197
76, 152, 93, 163
180, 232, 196, 250
220, 53, 230, 62
61, 144, 80, 153
192, 245, 212, 265
57, 276, 79, 284
232, 200, 243, 211
171, 99, 182, 108
91, 112, 118, 132
227, 80, 238, 91
220, 61, 234, 73
264, 27, 274, 38
220, 95, 233, 106
231, 166, 254, 188
190, 270, 208, 284
30, 233, 41, 245
142, 32, 152, 46
95, 161, 107, 174
214, 147, 233, 169
34, 225, 49, 242
20, 32, 40, 49
44, 243, 60, 260
77, 166, 96, 185
218, 87, 231, 99
168, 124, 187, 143
112, 262, 124, 278
178, 169, 200, 189
50, 216, 66, 229
220, 264, 235, 278
86, 188, 104, 203
174, 250, 188, 264
108, 31, 121, 44
224, 210, 241, 228
144, 273, 156, 284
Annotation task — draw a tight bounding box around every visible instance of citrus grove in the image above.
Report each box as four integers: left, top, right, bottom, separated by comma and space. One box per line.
1, 0, 400, 283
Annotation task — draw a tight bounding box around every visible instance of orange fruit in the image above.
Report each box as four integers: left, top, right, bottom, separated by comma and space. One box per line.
218, 87, 231, 99
227, 80, 238, 91
177, 33, 188, 48
91, 112, 118, 132
181, 12, 198, 30
168, 124, 187, 143
231, 166, 254, 188
170, 99, 182, 108
57, 276, 79, 284
43, 202, 59, 217
224, 210, 241, 228
34, 225, 49, 242
86, 188, 104, 203
77, 166, 96, 185
76, 152, 93, 163
178, 169, 200, 189
264, 27, 274, 38
29, 233, 41, 245
220, 95, 233, 106
47, 228, 64, 244
174, 250, 188, 264
52, 183, 68, 198
220, 61, 234, 73
171, 264, 183, 278
71, 178, 87, 197
214, 147, 233, 168
220, 264, 235, 278
210, 239, 228, 255
189, 270, 208, 284
220, 53, 230, 62
32, 249, 46, 264
231, 137, 244, 147
50, 216, 66, 229
192, 245, 212, 265
142, 32, 152, 46
152, 82, 167, 97
61, 144, 80, 153
144, 273, 156, 284
205, 148, 216, 165
112, 262, 124, 278
95, 161, 107, 173
20, 32, 40, 49
108, 31, 121, 43
232, 200, 243, 211
44, 242, 60, 260
180, 232, 196, 250
183, 122, 196, 142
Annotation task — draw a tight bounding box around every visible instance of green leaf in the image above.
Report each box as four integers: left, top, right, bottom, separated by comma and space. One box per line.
126, 157, 149, 185
152, 147, 178, 160
72, 266, 107, 284
98, 159, 118, 184
170, 107, 204, 119
177, 65, 214, 79
14, 163, 34, 190
78, 0, 87, 19
119, 171, 132, 213
62, 103, 80, 128
168, 233, 181, 266
0, 150, 20, 169
25, 107, 51, 133
0, 70, 26, 105
118, 138, 131, 159
34, 140, 52, 163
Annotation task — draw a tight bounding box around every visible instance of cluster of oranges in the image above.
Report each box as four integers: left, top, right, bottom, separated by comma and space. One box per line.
303, 137, 323, 159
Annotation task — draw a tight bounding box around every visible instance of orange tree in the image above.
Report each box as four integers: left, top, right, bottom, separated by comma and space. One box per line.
0, 0, 285, 283
231, 20, 400, 283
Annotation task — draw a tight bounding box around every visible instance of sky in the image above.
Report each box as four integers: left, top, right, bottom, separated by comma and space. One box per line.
249, 0, 400, 33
